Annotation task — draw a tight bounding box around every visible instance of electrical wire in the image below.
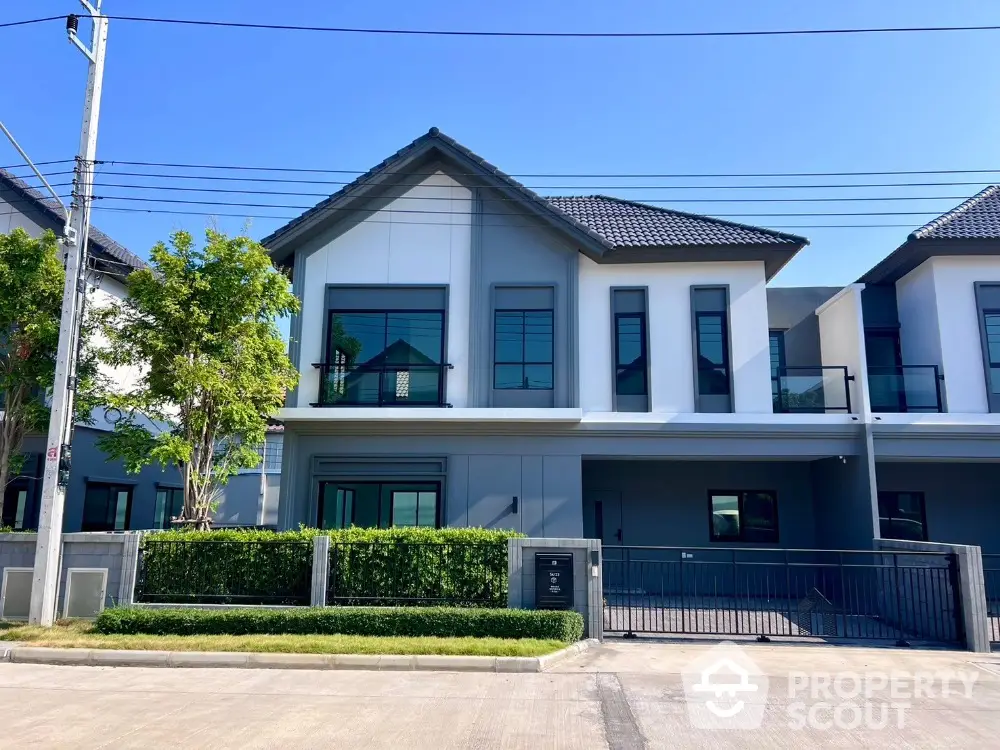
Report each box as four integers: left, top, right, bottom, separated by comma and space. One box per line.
0, 16, 64, 30
101, 16, 1000, 39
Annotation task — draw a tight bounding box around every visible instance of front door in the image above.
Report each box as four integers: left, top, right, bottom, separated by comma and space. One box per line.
587, 490, 624, 546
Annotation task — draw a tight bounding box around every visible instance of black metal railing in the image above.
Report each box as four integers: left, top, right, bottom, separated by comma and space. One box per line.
772, 366, 853, 413
134, 540, 313, 605
984, 554, 1000, 644
602, 546, 962, 645
313, 362, 452, 407
327, 542, 508, 607
868, 365, 944, 413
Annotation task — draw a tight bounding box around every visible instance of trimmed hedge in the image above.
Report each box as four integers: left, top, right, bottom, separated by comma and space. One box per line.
138, 527, 521, 607
96, 606, 584, 642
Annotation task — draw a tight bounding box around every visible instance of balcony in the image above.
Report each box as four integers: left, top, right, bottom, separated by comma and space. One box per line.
772, 366, 853, 414
868, 365, 944, 413
312, 362, 453, 407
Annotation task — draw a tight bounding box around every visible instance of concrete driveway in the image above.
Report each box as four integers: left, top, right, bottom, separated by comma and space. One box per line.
2, 641, 999, 748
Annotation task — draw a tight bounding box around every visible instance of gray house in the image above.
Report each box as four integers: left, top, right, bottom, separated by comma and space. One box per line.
265, 128, 893, 550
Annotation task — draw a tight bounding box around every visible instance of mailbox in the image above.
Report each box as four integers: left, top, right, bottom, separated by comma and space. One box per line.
535, 552, 574, 610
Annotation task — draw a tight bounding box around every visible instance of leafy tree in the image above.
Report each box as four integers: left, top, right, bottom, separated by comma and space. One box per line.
96, 230, 299, 530
0, 228, 104, 522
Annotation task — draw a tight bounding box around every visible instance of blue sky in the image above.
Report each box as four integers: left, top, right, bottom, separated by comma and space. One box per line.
2, 0, 999, 285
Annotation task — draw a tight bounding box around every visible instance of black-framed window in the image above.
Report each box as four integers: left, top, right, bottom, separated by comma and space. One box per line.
878, 491, 928, 542
983, 310, 1000, 396
154, 487, 184, 530
708, 491, 778, 543
317, 481, 440, 530
324, 309, 445, 405
493, 310, 554, 390
696, 311, 731, 396
615, 313, 648, 396
769, 330, 786, 408
82, 482, 133, 532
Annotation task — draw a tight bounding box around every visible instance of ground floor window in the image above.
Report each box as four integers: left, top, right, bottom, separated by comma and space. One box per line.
877, 491, 927, 541
708, 490, 779, 543
317, 481, 439, 530
154, 487, 184, 529
1, 482, 32, 530
82, 483, 133, 532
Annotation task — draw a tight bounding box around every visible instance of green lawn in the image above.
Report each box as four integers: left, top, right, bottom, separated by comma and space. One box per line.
0, 620, 564, 657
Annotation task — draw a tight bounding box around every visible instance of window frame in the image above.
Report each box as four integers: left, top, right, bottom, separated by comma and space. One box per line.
982, 308, 1000, 390
877, 491, 928, 542
316, 480, 441, 530
81, 482, 134, 532
323, 308, 447, 406
492, 308, 555, 391
707, 490, 779, 544
614, 311, 649, 397
694, 309, 732, 397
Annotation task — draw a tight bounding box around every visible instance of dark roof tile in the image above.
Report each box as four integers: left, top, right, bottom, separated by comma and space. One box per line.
910, 185, 1000, 241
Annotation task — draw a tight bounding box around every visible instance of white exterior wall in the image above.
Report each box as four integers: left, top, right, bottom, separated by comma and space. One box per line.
895, 261, 943, 378
816, 284, 868, 415
578, 258, 772, 414
295, 173, 473, 408
927, 257, 1000, 413
0, 194, 46, 235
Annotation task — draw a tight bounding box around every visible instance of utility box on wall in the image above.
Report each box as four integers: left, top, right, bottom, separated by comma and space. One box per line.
534, 552, 574, 610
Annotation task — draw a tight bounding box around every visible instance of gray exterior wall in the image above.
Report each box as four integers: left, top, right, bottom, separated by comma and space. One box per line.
280, 433, 583, 537
471, 189, 579, 408
810, 453, 878, 550
876, 461, 1000, 553
58, 533, 128, 615
581, 459, 820, 548
766, 286, 841, 367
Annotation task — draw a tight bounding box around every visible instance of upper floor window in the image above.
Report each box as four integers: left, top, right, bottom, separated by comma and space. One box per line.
983, 310, 1000, 395
323, 309, 446, 406
82, 482, 132, 532
769, 330, 785, 409
695, 311, 730, 395
493, 310, 553, 390
612, 288, 650, 411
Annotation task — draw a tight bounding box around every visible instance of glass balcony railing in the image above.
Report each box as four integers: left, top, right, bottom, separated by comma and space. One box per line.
772, 366, 853, 414
868, 365, 944, 413
312, 362, 452, 407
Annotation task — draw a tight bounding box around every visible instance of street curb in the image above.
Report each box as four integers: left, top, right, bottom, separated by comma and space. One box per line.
0, 640, 595, 673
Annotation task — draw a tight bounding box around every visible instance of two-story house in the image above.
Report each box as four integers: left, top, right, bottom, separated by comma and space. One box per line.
267, 129, 879, 551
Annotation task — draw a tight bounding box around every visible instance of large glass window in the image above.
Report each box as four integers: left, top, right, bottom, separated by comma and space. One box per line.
154, 487, 184, 530
769, 330, 785, 409
878, 491, 927, 541
82, 483, 133, 532
325, 310, 445, 405
984, 311, 1000, 395
709, 491, 778, 543
615, 313, 648, 396
493, 310, 554, 390
318, 482, 439, 529
696, 311, 731, 396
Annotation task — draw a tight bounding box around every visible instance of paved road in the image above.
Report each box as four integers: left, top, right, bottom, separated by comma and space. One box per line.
2, 641, 999, 748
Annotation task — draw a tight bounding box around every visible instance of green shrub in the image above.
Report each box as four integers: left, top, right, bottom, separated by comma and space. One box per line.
138, 527, 521, 607
96, 606, 584, 642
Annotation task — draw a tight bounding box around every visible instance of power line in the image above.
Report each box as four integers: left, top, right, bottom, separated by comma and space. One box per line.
0, 159, 75, 170
98, 158, 1000, 180
88, 204, 924, 230
102, 15, 1000, 39
0, 16, 63, 30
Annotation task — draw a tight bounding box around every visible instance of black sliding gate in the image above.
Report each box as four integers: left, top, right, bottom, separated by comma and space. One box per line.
602, 546, 963, 646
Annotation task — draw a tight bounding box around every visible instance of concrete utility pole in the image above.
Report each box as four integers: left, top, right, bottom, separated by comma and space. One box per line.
29, 2, 109, 626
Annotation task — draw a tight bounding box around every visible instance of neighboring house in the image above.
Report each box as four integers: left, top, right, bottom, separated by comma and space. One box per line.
266, 127, 888, 551
0, 168, 272, 531
215, 426, 283, 528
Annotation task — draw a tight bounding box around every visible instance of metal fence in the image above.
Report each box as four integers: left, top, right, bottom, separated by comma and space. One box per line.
984, 554, 1000, 644
603, 546, 963, 645
135, 540, 313, 605
327, 542, 508, 607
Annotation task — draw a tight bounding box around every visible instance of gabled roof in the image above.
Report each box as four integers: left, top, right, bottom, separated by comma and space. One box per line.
909, 185, 1000, 241
545, 195, 805, 248
261, 128, 807, 278
0, 167, 146, 280
860, 186, 1000, 284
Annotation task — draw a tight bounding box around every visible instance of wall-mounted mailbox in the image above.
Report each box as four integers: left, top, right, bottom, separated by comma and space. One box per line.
535, 552, 574, 610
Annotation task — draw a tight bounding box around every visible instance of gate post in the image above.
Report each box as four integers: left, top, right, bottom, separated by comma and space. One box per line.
311, 535, 330, 607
